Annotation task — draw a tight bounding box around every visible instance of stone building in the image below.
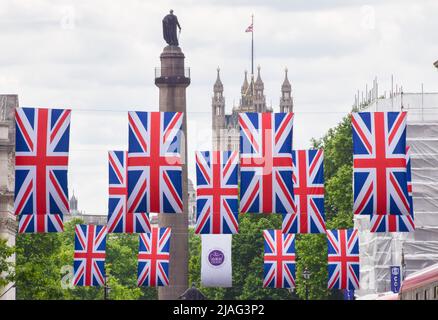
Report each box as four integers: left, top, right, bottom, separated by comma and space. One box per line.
187, 179, 196, 227
64, 192, 107, 226
0, 95, 18, 300
212, 66, 293, 151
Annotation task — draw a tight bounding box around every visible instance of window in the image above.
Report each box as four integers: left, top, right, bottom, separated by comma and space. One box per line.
416, 292, 420, 300
435, 286, 438, 299
424, 290, 428, 300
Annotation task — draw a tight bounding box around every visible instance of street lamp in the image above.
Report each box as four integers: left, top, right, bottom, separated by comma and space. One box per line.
104, 275, 111, 300
302, 267, 311, 300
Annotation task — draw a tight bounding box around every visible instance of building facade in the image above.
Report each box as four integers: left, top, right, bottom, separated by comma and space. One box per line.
212, 66, 293, 151
0, 95, 18, 300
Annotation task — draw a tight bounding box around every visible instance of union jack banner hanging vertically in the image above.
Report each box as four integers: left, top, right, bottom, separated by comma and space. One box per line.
128, 111, 183, 214
137, 227, 171, 287
195, 151, 239, 234
18, 213, 63, 233
370, 146, 415, 232
107, 151, 151, 233
240, 113, 294, 214
352, 112, 409, 215
263, 229, 296, 288
282, 149, 325, 234
14, 107, 71, 218
327, 229, 360, 290
73, 224, 107, 287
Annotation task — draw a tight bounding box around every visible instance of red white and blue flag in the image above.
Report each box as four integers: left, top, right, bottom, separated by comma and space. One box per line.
282, 149, 325, 234
327, 229, 360, 290
14, 107, 71, 218
370, 146, 415, 232
195, 151, 239, 234
352, 112, 409, 215
137, 227, 171, 287
239, 113, 294, 214
73, 224, 107, 287
263, 229, 296, 288
18, 213, 63, 233
128, 111, 183, 214
107, 151, 151, 233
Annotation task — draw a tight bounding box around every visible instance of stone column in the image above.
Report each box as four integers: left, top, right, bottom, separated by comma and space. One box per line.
155, 45, 190, 300
0, 95, 18, 300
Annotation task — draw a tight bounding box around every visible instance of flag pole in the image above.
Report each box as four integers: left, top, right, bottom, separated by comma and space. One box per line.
251, 14, 254, 77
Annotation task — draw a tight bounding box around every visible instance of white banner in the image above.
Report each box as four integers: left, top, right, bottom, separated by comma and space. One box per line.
201, 234, 232, 287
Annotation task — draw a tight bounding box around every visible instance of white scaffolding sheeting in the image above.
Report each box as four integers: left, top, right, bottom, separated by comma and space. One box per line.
355, 92, 438, 298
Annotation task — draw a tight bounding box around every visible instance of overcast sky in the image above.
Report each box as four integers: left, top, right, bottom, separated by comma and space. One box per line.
1, 0, 438, 215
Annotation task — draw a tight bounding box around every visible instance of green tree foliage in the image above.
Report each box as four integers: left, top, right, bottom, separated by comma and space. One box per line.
15, 218, 157, 300
0, 238, 15, 289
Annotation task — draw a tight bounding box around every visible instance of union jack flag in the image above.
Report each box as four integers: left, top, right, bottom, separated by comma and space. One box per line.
282, 149, 325, 234
195, 151, 239, 234
18, 213, 63, 233
240, 113, 294, 214
73, 224, 107, 287
327, 229, 360, 290
107, 151, 151, 233
352, 112, 409, 215
370, 146, 415, 232
128, 111, 183, 214
263, 229, 296, 288
14, 107, 71, 218
137, 227, 171, 287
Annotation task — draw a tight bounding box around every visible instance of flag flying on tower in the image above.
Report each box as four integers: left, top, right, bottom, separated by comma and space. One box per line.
128, 111, 183, 214
327, 229, 360, 290
14, 107, 71, 218
201, 234, 232, 287
282, 149, 325, 234
18, 213, 63, 233
239, 113, 294, 214
370, 146, 415, 232
263, 229, 296, 288
137, 227, 171, 287
73, 224, 107, 287
195, 151, 239, 234
352, 112, 409, 215
107, 151, 151, 233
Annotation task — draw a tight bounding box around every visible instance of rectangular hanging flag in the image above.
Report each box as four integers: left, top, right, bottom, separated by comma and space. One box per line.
201, 234, 232, 287
14, 107, 71, 217
195, 151, 239, 234
263, 229, 296, 288
137, 227, 171, 287
370, 146, 415, 232
327, 229, 360, 290
73, 224, 107, 287
128, 111, 183, 214
352, 112, 409, 215
282, 149, 325, 234
239, 113, 294, 214
107, 150, 150, 233
18, 213, 63, 233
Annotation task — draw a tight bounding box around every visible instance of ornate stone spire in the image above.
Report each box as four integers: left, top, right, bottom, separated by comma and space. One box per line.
214, 67, 223, 92
254, 65, 264, 96
282, 67, 291, 92
241, 70, 249, 94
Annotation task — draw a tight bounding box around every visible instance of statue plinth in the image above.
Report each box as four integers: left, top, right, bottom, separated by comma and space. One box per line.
156, 46, 190, 300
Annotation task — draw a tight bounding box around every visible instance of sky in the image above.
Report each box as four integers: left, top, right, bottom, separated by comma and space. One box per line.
1, 0, 438, 215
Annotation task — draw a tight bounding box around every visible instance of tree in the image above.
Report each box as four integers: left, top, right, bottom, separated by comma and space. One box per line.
0, 238, 15, 290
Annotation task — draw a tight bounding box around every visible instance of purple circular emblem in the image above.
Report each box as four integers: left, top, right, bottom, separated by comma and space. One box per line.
208, 249, 225, 267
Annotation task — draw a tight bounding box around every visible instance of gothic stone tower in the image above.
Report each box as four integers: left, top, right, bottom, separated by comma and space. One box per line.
0, 95, 18, 300
212, 68, 225, 150
155, 45, 190, 300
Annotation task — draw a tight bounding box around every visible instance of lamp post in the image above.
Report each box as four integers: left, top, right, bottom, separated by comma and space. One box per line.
302, 267, 311, 300
104, 275, 111, 300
